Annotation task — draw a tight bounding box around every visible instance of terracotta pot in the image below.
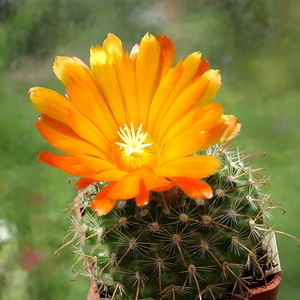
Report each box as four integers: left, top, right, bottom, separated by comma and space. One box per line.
229, 271, 282, 300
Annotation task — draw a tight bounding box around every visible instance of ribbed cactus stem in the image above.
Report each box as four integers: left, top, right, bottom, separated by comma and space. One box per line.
61, 144, 276, 300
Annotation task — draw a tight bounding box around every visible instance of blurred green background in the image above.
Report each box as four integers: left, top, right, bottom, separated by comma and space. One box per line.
0, 0, 299, 299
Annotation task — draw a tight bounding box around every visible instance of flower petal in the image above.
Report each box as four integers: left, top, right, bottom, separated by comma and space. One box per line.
35, 122, 104, 157
90, 46, 127, 125
102, 33, 123, 62
155, 155, 221, 179
76, 155, 116, 171
159, 102, 224, 150
193, 57, 210, 78
91, 196, 118, 216
81, 169, 129, 182
136, 33, 162, 123
155, 34, 175, 78
132, 166, 175, 191
38, 151, 90, 175
107, 175, 140, 200
54, 56, 118, 141
29, 87, 73, 124
197, 69, 222, 106
170, 177, 213, 199
38, 114, 80, 139
75, 178, 95, 190
90, 183, 119, 216
157, 69, 221, 142
68, 108, 110, 156
135, 180, 150, 207
116, 52, 139, 125
147, 62, 183, 133
220, 115, 241, 142
159, 103, 227, 162
148, 53, 215, 138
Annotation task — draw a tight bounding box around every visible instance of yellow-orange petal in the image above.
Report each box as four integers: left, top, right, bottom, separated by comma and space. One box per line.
155, 155, 221, 179
38, 151, 90, 175
194, 102, 224, 129
91, 196, 118, 216
150, 54, 216, 138
90, 183, 119, 216
144, 175, 175, 192
68, 108, 110, 156
132, 166, 175, 191
54, 56, 91, 87
157, 69, 221, 142
196, 69, 222, 106
38, 114, 81, 140
76, 155, 116, 171
90, 46, 127, 125
67, 78, 117, 142
159, 103, 231, 162
161, 133, 207, 164
35, 122, 105, 158
135, 180, 150, 207
107, 175, 140, 200
102, 33, 123, 63
220, 115, 241, 142
195, 114, 241, 149
159, 113, 224, 162
166, 70, 219, 120
193, 56, 210, 78
159, 102, 224, 149
155, 34, 175, 78
54, 56, 118, 141
182, 52, 204, 79
201, 124, 229, 148
170, 177, 213, 199
147, 62, 183, 133
136, 33, 162, 124
75, 178, 95, 190
81, 169, 129, 182
29, 87, 73, 125
116, 52, 138, 125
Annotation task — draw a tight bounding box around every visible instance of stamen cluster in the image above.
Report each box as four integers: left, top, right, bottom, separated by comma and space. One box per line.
115, 123, 153, 156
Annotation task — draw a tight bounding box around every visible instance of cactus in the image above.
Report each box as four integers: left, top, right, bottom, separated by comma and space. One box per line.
62, 143, 276, 300
30, 33, 295, 300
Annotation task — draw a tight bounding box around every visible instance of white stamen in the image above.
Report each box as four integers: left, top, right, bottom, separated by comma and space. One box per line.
115, 123, 153, 155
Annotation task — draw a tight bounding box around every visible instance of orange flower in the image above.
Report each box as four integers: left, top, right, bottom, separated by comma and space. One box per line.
29, 33, 240, 216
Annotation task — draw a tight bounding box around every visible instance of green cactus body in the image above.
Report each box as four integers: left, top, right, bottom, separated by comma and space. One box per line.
67, 145, 271, 300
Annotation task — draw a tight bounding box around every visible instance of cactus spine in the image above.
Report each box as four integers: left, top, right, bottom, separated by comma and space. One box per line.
63, 144, 275, 300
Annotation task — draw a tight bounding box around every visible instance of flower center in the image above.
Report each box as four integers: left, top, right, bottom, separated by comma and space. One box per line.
115, 123, 153, 156
114, 123, 160, 171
